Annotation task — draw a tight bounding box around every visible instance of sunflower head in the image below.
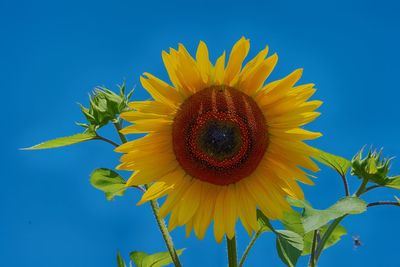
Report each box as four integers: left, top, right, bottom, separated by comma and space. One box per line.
116, 37, 322, 242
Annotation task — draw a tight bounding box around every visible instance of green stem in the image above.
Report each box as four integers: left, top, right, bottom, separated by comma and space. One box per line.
364, 184, 382, 194
114, 122, 182, 267
147, 185, 182, 267
314, 216, 345, 261
238, 231, 261, 267
367, 201, 400, 208
113, 120, 128, 144
308, 230, 318, 267
94, 135, 119, 148
340, 174, 350, 196
354, 178, 369, 197
227, 236, 238, 267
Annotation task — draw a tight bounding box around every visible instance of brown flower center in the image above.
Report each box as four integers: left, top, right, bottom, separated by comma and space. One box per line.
172, 85, 268, 185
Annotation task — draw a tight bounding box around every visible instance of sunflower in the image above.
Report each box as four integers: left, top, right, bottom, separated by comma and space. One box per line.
116, 37, 322, 242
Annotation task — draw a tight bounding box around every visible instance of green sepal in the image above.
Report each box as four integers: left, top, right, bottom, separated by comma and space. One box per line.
117, 251, 127, 267
381, 176, 400, 190
90, 168, 126, 200
129, 249, 185, 267
22, 132, 97, 150
351, 147, 392, 184
79, 83, 134, 130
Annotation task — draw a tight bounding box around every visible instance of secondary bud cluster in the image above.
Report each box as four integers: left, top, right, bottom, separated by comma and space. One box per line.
351, 147, 392, 184
79, 83, 133, 130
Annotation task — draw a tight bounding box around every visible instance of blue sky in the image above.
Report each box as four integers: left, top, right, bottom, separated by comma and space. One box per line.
3, 0, 400, 266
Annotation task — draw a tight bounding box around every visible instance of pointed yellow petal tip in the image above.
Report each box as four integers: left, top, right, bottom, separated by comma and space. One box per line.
295, 68, 304, 77
215, 235, 225, 243
178, 43, 187, 52
270, 53, 279, 61
114, 146, 123, 153
115, 163, 124, 170
136, 198, 147, 206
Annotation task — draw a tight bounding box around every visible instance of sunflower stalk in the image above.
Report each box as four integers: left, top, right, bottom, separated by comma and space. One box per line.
227, 236, 238, 267
114, 121, 182, 267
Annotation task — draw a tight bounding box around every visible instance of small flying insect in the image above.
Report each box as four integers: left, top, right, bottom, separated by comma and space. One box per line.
352, 235, 363, 249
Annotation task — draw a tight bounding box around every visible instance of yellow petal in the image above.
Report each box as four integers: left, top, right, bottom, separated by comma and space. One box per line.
196, 41, 212, 84
119, 119, 172, 134
115, 132, 170, 153
177, 180, 202, 225
168, 207, 180, 231
236, 182, 258, 236
242, 178, 279, 219
257, 68, 303, 107
120, 111, 167, 122
240, 45, 269, 77
213, 51, 226, 85
239, 54, 278, 95
140, 73, 182, 108
185, 218, 194, 238
224, 37, 250, 84
138, 168, 185, 204
162, 50, 182, 89
269, 128, 322, 141
224, 184, 238, 239
138, 182, 174, 205
159, 177, 191, 217
267, 112, 321, 128
193, 183, 218, 240
213, 186, 227, 243
125, 162, 178, 186
128, 101, 175, 115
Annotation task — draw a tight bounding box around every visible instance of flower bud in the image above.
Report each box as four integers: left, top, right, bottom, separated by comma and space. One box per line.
79, 83, 133, 130
351, 147, 392, 184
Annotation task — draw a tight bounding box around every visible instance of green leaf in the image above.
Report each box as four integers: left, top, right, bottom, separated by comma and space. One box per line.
117, 252, 127, 267
282, 211, 304, 235
130, 249, 185, 267
302, 225, 347, 255
90, 168, 126, 200
313, 149, 351, 176
383, 176, 400, 189
257, 210, 273, 233
22, 132, 97, 150
300, 197, 366, 233
275, 230, 304, 267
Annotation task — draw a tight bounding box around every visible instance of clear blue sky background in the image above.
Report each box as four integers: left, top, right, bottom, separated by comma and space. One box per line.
3, 0, 400, 266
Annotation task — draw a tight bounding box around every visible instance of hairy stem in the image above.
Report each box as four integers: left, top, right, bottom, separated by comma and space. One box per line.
114, 121, 182, 267
147, 185, 182, 267
308, 230, 318, 267
113, 120, 128, 144
227, 236, 238, 267
314, 216, 345, 261
238, 231, 261, 267
94, 135, 119, 147
340, 174, 350, 196
367, 201, 400, 208
364, 185, 382, 194
354, 178, 369, 197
